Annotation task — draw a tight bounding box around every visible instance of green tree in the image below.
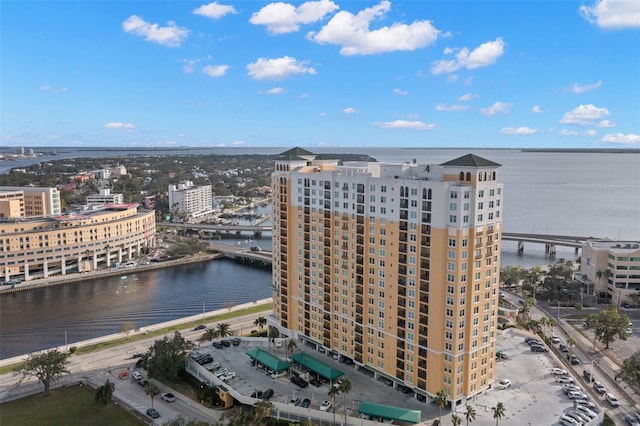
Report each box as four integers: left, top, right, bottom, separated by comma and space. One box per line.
199, 327, 220, 343
160, 415, 203, 426
435, 389, 449, 423
566, 336, 576, 361
216, 323, 232, 338
145, 380, 160, 409
145, 331, 194, 381
500, 266, 523, 289
250, 400, 273, 426
267, 328, 279, 353
615, 353, 640, 387
328, 385, 340, 425
254, 316, 267, 331
15, 349, 71, 395
339, 378, 352, 425
522, 265, 544, 297
94, 379, 115, 404
464, 405, 477, 426
492, 401, 506, 426
286, 338, 297, 359
585, 308, 630, 349
451, 413, 462, 426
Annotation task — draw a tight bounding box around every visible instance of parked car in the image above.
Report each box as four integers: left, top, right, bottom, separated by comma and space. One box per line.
135, 359, 144, 368
567, 391, 587, 400
556, 376, 575, 384
301, 398, 311, 408
222, 372, 236, 381
131, 371, 142, 381
570, 355, 581, 365
562, 384, 581, 394
567, 411, 590, 424
624, 415, 640, 426
559, 415, 580, 426
496, 379, 512, 389
575, 405, 597, 419
559, 344, 569, 352
251, 390, 263, 398
161, 393, 175, 403
320, 400, 332, 411
212, 341, 224, 349
551, 334, 561, 343
605, 392, 619, 407
146, 408, 160, 419
574, 399, 596, 409
132, 352, 144, 358
593, 381, 606, 394
309, 378, 322, 387
261, 389, 274, 399
583, 370, 593, 381
221, 340, 231, 347
552, 368, 568, 376
231, 337, 241, 346
138, 379, 149, 387
289, 397, 300, 406
531, 344, 548, 352
291, 375, 309, 388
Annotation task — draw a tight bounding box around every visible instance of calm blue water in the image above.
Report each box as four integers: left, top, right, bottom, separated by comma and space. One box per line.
1, 148, 638, 359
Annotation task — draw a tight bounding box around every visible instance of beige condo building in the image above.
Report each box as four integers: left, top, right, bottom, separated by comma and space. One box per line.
270, 148, 503, 407
0, 186, 62, 218
0, 203, 156, 283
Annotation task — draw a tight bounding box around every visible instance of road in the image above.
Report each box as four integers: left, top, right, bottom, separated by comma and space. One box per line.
0, 309, 271, 424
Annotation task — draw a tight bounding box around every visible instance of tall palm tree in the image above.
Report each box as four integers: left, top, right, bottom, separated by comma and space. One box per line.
567, 336, 576, 361
254, 316, 267, 332
339, 378, 352, 425
94, 379, 115, 404
286, 338, 297, 359
464, 405, 476, 426
145, 380, 160, 409
492, 402, 506, 426
216, 322, 231, 338
451, 413, 462, 426
435, 389, 449, 423
268, 328, 279, 353
199, 327, 219, 343
328, 385, 340, 425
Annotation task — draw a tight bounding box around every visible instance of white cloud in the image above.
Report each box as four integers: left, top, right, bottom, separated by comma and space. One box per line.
458, 93, 476, 102
265, 87, 285, 95
559, 129, 597, 136
181, 59, 199, 73
597, 119, 616, 127
431, 38, 505, 75
231, 140, 245, 146
500, 127, 538, 135
480, 102, 511, 116
246, 56, 316, 80
394, 89, 408, 96
193, 2, 237, 19
532, 105, 543, 113
122, 15, 189, 47
343, 107, 359, 114
308, 0, 440, 55
40, 85, 68, 93
559, 104, 610, 125
568, 80, 602, 94
373, 120, 436, 130
435, 103, 469, 112
579, 0, 640, 29
105, 122, 136, 131
600, 133, 640, 144
250, 0, 339, 34
202, 64, 229, 77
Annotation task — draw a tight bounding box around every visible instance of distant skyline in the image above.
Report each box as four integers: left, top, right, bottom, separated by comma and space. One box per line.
2, 0, 639, 148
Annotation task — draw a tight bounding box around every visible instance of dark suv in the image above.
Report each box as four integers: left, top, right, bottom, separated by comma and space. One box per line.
291, 375, 309, 388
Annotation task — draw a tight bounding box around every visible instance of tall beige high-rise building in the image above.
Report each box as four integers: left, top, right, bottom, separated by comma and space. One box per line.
270, 148, 503, 407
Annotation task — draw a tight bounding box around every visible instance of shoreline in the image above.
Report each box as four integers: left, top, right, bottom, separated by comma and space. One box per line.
0, 297, 273, 368
0, 252, 224, 295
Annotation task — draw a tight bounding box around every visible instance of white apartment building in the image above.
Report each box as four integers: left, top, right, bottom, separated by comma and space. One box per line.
271, 148, 504, 407
86, 188, 124, 205
168, 181, 213, 222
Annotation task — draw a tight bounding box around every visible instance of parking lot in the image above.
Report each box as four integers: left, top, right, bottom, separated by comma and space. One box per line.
187, 330, 605, 426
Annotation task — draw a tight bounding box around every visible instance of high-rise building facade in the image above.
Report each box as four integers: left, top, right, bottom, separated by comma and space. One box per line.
168, 181, 213, 222
271, 149, 503, 406
0, 186, 61, 217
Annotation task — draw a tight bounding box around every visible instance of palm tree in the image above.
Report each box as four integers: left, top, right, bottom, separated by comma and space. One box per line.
254, 316, 267, 332
451, 413, 462, 426
286, 338, 297, 359
328, 385, 340, 425
464, 405, 477, 426
567, 336, 576, 361
268, 328, 279, 353
199, 327, 219, 343
435, 389, 449, 423
492, 402, 506, 426
145, 380, 160, 409
216, 322, 232, 338
339, 378, 352, 425
94, 379, 115, 404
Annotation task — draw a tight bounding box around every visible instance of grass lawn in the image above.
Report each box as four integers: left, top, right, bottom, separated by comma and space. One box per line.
0, 385, 145, 426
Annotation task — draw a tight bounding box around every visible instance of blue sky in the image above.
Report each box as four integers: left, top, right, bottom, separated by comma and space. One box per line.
2, 0, 639, 148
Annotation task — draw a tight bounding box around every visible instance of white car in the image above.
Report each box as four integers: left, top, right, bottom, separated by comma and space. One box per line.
556, 376, 575, 384
320, 400, 332, 411
552, 368, 568, 376
592, 381, 606, 394
605, 392, 619, 407
131, 371, 142, 381
222, 372, 236, 381
625, 327, 633, 335
496, 379, 512, 389
575, 405, 597, 419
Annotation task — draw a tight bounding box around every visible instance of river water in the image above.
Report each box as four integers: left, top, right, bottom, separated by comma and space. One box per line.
1, 148, 638, 359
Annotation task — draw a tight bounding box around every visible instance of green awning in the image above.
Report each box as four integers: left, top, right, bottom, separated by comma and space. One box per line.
245, 348, 290, 372
357, 401, 422, 424
291, 352, 344, 381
